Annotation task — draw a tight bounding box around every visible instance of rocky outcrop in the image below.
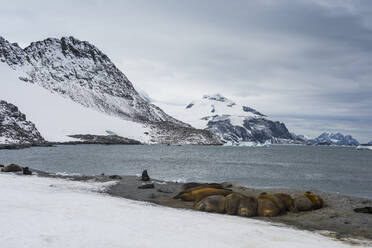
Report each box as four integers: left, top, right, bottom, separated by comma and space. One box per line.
67, 134, 141, 145
0, 36, 220, 145
0, 100, 45, 145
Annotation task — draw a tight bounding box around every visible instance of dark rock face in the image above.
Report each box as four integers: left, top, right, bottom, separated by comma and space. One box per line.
0, 100, 45, 144
67, 134, 141, 145
0, 36, 221, 145
206, 117, 292, 144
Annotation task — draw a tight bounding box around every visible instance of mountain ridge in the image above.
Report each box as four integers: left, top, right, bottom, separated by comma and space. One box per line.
0, 36, 221, 145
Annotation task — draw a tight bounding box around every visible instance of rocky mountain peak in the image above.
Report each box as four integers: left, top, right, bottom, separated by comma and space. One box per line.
0, 100, 45, 144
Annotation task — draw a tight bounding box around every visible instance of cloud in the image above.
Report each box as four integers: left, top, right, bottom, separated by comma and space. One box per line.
1, 0, 371, 142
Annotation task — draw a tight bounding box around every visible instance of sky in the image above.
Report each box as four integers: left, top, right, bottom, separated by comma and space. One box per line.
1, 0, 371, 142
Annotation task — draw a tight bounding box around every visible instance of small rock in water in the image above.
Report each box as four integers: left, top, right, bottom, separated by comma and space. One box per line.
2, 163, 22, 172
109, 175, 122, 180
354, 207, 372, 214
22, 167, 32, 175
138, 183, 155, 189
141, 170, 150, 181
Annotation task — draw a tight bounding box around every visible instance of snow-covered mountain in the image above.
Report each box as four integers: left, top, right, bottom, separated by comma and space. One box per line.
0, 100, 45, 144
0, 36, 221, 145
163, 94, 294, 144
310, 132, 359, 146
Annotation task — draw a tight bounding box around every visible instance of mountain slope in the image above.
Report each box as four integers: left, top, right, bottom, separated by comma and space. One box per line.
0, 36, 221, 144
0, 100, 45, 144
159, 94, 294, 144
311, 132, 359, 146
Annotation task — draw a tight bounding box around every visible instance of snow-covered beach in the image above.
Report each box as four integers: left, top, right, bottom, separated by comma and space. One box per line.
0, 173, 369, 248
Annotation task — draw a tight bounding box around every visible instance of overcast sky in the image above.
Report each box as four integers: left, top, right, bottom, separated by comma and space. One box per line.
1, 0, 371, 142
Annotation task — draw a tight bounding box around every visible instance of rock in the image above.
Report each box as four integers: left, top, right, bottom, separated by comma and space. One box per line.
138, 183, 155, 189
141, 170, 150, 181
157, 187, 174, 194
354, 207, 372, 214
0, 164, 4, 167
22, 167, 32, 175
2, 163, 22, 172
109, 175, 122, 180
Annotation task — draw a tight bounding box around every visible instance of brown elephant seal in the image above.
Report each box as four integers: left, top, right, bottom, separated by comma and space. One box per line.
224, 193, 246, 215
237, 196, 258, 217
304, 191, 324, 210
180, 182, 223, 192
274, 193, 295, 212
2, 163, 22, 172
293, 194, 313, 211
177, 187, 232, 202
194, 195, 226, 214
257, 192, 286, 217
174, 184, 225, 199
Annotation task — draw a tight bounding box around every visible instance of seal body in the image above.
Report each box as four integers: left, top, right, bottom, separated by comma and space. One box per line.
257, 193, 285, 217
224, 193, 246, 215
293, 194, 313, 211
237, 196, 258, 217
174, 184, 224, 199
304, 192, 323, 210
177, 187, 232, 202
194, 195, 226, 213
274, 193, 295, 212
180, 183, 223, 192
2, 164, 22, 172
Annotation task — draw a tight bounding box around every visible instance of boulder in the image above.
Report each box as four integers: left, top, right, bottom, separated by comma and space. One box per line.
141, 170, 150, 181
354, 207, 372, 214
22, 167, 32, 175
2, 163, 22, 172
138, 183, 155, 189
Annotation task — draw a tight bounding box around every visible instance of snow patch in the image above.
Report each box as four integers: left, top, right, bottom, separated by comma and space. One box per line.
0, 63, 151, 143
0, 173, 361, 248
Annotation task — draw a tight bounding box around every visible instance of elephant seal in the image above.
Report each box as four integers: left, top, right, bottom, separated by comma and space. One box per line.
194, 195, 226, 214
304, 191, 324, 210
293, 194, 313, 211
174, 184, 224, 199
177, 187, 232, 202
257, 193, 286, 217
237, 196, 258, 217
224, 193, 246, 215
274, 193, 295, 212
2, 164, 22, 172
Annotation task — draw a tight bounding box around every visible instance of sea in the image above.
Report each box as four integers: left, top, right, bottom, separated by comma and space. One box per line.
1, 144, 371, 199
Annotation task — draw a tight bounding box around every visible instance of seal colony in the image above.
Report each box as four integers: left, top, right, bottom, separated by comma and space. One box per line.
173, 183, 324, 217
1, 165, 372, 244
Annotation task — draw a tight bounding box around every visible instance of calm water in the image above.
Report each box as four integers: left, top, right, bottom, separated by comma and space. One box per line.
1, 144, 371, 199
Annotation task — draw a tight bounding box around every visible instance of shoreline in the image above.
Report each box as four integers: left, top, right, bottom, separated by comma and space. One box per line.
27, 169, 372, 244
